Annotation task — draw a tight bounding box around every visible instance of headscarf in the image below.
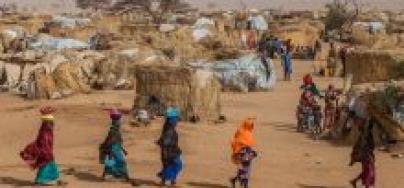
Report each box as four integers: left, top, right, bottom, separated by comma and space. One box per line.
165, 107, 179, 126
303, 74, 313, 85
159, 107, 181, 165
231, 118, 255, 158
160, 107, 179, 143
110, 108, 122, 120
40, 106, 55, 122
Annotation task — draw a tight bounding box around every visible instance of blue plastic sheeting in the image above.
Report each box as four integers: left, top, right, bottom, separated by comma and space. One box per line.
189, 54, 276, 92
247, 15, 268, 31
30, 38, 89, 50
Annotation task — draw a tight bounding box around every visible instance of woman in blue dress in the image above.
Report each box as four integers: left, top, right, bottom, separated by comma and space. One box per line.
157, 107, 183, 186
99, 108, 136, 185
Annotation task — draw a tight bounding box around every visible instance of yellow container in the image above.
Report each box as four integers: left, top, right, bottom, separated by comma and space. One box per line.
324, 67, 329, 77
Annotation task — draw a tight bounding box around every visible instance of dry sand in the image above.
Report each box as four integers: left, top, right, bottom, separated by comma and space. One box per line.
0, 60, 403, 188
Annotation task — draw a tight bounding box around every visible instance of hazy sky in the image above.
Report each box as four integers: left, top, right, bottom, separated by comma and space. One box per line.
2, 0, 403, 12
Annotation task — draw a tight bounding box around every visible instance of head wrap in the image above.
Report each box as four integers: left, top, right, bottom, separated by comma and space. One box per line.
165, 107, 179, 118
110, 108, 122, 120
41, 114, 54, 121
40, 106, 55, 121
303, 74, 313, 85
165, 107, 179, 126
231, 117, 255, 163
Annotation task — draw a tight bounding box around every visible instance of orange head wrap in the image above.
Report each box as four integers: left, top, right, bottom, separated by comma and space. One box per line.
231, 118, 255, 162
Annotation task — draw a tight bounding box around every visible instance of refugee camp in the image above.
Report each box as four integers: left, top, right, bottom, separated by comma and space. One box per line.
0, 0, 403, 187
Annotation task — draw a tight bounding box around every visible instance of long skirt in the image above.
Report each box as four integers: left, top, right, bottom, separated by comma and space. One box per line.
104, 143, 129, 178
361, 159, 375, 186
35, 161, 60, 184
160, 156, 182, 181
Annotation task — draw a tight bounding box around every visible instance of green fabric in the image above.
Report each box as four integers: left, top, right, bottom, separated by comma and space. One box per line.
301, 84, 321, 96
35, 161, 59, 184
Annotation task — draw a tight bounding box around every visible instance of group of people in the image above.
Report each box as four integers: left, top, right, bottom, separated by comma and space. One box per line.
20, 106, 183, 186
20, 106, 258, 187
298, 74, 344, 133
298, 74, 376, 188
258, 35, 293, 81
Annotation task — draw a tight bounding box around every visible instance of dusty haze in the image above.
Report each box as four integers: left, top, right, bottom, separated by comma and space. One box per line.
2, 0, 404, 12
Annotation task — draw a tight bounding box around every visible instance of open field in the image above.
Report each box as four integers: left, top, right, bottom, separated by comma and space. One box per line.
0, 60, 403, 188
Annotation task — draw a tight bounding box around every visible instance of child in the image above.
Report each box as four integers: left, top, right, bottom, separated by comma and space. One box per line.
230, 118, 257, 188
231, 147, 258, 188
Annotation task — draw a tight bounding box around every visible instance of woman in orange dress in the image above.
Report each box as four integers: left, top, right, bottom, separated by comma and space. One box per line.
230, 118, 257, 188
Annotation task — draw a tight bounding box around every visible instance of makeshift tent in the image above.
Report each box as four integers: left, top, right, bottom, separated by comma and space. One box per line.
247, 15, 268, 31
51, 16, 91, 29
189, 54, 276, 92
192, 17, 215, 42
29, 35, 89, 50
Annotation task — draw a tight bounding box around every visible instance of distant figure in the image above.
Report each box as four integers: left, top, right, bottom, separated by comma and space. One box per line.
230, 118, 257, 188
99, 108, 135, 185
340, 46, 348, 77
350, 122, 376, 188
327, 42, 338, 77
281, 48, 292, 81
157, 107, 183, 186
301, 74, 321, 97
273, 38, 283, 56
314, 40, 322, 59
258, 36, 271, 80
246, 30, 256, 50
20, 106, 64, 186
285, 39, 293, 53
323, 84, 341, 131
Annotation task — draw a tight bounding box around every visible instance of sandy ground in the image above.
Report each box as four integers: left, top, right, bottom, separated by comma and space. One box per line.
0, 60, 403, 188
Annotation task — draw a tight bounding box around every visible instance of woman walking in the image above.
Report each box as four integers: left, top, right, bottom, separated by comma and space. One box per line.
20, 106, 63, 186
350, 123, 376, 188
281, 48, 292, 81
230, 118, 258, 188
99, 108, 136, 185
157, 107, 183, 186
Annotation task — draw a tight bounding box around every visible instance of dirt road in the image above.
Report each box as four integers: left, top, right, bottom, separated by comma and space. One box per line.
0, 60, 402, 188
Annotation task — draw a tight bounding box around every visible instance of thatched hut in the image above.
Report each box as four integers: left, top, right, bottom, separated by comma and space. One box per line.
134, 66, 221, 122
346, 49, 404, 84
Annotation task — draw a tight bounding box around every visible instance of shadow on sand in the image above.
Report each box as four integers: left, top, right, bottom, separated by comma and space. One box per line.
0, 177, 33, 187
297, 183, 346, 188
187, 181, 228, 188
61, 168, 160, 186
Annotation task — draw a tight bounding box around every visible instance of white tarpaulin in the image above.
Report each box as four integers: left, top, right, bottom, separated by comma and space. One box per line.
192, 17, 215, 42
189, 54, 276, 92
52, 16, 91, 29
29, 35, 89, 50
193, 17, 215, 29
247, 15, 268, 31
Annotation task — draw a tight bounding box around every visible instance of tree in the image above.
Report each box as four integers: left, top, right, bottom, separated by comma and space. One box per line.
76, 0, 190, 23
75, 0, 112, 10
324, 0, 360, 34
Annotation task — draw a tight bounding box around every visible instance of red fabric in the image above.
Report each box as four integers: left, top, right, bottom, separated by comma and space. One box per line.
40, 106, 56, 115
300, 90, 314, 106
246, 31, 256, 49
303, 74, 313, 85
20, 122, 54, 169
361, 158, 376, 186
